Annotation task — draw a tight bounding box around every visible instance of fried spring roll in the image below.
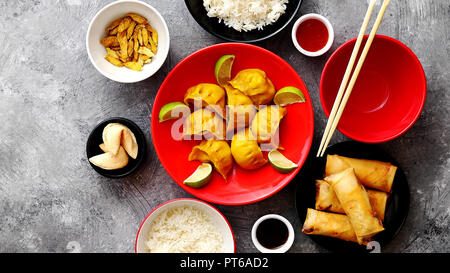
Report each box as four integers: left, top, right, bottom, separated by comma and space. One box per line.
315, 180, 389, 221
325, 168, 384, 244
315, 180, 343, 214
302, 208, 359, 244
325, 155, 397, 192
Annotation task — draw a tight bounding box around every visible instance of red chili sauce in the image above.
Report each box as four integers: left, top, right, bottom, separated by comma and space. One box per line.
296, 18, 329, 52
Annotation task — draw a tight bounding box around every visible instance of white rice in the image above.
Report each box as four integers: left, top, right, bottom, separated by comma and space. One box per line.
145, 206, 223, 253
203, 0, 288, 32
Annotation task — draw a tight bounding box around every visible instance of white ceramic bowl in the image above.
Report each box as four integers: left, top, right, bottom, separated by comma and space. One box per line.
135, 198, 235, 253
251, 214, 295, 253
291, 13, 334, 57
86, 0, 170, 83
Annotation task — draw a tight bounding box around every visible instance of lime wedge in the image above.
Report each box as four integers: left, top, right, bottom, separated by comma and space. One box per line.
215, 55, 235, 86
268, 150, 298, 174
183, 163, 213, 188
159, 102, 190, 122
273, 86, 306, 106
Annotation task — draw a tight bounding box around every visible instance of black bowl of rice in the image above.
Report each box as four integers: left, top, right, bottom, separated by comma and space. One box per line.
185, 0, 302, 43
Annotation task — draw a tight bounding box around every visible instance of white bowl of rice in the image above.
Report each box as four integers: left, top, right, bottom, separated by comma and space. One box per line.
135, 198, 235, 253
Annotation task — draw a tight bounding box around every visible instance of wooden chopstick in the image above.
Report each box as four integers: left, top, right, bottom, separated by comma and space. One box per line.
316, 0, 377, 157
318, 0, 391, 157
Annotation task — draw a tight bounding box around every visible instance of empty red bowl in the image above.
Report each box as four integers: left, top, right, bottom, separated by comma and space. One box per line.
320, 35, 426, 143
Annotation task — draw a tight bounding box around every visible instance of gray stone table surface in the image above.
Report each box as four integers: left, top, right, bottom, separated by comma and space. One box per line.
0, 0, 449, 253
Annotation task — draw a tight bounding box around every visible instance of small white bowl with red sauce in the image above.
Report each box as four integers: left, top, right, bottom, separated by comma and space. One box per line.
292, 13, 334, 57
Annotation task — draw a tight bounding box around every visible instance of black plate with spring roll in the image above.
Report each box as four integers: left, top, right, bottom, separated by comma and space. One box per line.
185, 0, 302, 43
295, 141, 410, 252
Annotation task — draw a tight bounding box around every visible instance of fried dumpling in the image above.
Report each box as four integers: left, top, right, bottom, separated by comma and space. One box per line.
225, 84, 253, 106
229, 69, 276, 106
224, 84, 257, 135
231, 128, 267, 170
251, 105, 287, 143
183, 108, 225, 140
184, 83, 226, 117
188, 140, 233, 180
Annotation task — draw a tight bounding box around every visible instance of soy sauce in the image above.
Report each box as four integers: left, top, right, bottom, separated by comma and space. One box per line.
256, 218, 289, 249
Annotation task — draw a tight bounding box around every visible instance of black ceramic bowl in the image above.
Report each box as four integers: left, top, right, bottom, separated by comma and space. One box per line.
86, 117, 146, 178
185, 0, 302, 43
295, 141, 410, 252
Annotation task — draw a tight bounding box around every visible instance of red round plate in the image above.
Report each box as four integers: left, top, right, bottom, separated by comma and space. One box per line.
151, 43, 314, 205
320, 35, 426, 143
